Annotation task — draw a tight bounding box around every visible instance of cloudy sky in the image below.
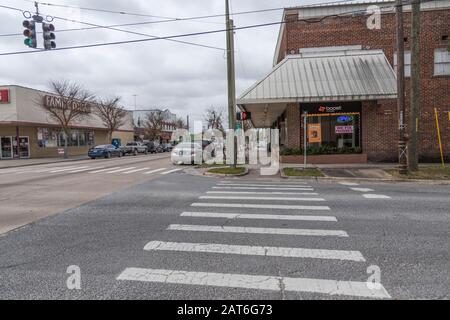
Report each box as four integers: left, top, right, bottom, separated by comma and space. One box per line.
0, 0, 325, 124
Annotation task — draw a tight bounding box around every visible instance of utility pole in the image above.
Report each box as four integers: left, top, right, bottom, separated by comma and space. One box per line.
225, 0, 237, 168
409, 0, 421, 171
396, 0, 408, 175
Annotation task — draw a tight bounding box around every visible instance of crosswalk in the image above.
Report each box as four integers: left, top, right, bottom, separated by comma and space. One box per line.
117, 179, 391, 299
0, 164, 183, 177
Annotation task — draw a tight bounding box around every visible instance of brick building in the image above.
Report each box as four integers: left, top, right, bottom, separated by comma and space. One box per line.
238, 0, 450, 162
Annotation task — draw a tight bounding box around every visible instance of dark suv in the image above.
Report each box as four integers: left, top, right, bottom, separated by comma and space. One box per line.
143, 141, 157, 154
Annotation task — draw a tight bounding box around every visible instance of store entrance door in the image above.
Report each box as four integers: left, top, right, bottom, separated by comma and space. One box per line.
13, 137, 30, 158
1, 137, 13, 159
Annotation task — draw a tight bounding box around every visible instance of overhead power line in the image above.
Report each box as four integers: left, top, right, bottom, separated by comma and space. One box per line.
0, 0, 433, 57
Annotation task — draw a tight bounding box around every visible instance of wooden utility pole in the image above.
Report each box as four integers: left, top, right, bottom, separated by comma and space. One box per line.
225, 0, 237, 167
396, 0, 408, 174
409, 0, 421, 171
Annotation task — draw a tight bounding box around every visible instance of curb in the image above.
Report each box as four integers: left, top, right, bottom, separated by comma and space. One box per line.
280, 169, 450, 185
0, 157, 89, 169
203, 167, 249, 177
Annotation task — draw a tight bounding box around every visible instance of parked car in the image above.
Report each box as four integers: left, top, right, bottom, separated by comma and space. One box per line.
122, 142, 148, 156
154, 141, 164, 153
171, 142, 203, 165
162, 143, 173, 152
88, 144, 123, 159
142, 141, 157, 154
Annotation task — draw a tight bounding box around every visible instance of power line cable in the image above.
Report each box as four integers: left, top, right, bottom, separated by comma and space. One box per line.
0, 0, 432, 57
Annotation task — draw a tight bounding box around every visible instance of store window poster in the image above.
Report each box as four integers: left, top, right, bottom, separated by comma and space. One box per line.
308, 124, 322, 143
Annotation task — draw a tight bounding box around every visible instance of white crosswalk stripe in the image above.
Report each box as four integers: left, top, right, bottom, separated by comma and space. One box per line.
105, 167, 136, 174
160, 168, 183, 175
217, 183, 312, 188
212, 186, 315, 191
144, 241, 364, 261
206, 191, 319, 196
68, 167, 104, 173
199, 195, 326, 202
144, 168, 167, 175
363, 194, 391, 199
122, 168, 150, 174
50, 166, 90, 173
167, 224, 349, 237
89, 167, 121, 173
351, 188, 375, 192
220, 180, 308, 185
181, 212, 337, 222
191, 203, 330, 211
117, 268, 390, 299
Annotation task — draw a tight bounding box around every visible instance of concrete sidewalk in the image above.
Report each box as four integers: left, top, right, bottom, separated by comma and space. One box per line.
0, 155, 89, 169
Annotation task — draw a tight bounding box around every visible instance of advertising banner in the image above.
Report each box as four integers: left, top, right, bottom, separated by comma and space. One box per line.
335, 125, 354, 134
308, 124, 322, 143
0, 89, 10, 104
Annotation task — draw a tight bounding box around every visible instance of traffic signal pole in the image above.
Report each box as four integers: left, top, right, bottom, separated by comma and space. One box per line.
225, 0, 237, 168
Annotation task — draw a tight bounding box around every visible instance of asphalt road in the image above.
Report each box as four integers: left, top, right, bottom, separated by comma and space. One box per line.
0, 170, 448, 300
0, 153, 176, 234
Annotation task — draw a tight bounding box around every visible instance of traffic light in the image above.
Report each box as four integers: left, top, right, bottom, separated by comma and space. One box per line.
23, 20, 37, 48
42, 23, 56, 50
237, 112, 252, 121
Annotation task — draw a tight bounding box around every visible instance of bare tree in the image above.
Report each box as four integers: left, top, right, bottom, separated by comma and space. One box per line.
175, 117, 186, 129
37, 80, 95, 158
94, 97, 128, 143
205, 107, 224, 132
144, 110, 165, 141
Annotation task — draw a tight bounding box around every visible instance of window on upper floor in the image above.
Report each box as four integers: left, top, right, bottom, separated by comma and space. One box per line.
393, 51, 411, 77
434, 48, 450, 76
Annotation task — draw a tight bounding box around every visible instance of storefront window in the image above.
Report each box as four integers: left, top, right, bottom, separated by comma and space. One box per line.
38, 128, 95, 148
301, 102, 362, 154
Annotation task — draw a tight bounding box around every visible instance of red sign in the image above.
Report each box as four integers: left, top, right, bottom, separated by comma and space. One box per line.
0, 89, 10, 103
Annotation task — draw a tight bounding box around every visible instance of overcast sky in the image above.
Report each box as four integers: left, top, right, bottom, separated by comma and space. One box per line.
0, 0, 324, 124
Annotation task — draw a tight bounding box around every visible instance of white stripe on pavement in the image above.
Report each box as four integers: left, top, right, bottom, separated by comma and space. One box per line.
220, 180, 308, 184
206, 191, 319, 196
50, 166, 89, 173
117, 268, 390, 299
69, 167, 105, 173
363, 194, 391, 199
160, 168, 182, 175
191, 203, 330, 211
106, 167, 136, 174
123, 168, 150, 174
167, 224, 348, 237
351, 188, 375, 192
339, 182, 359, 186
217, 183, 312, 188
89, 167, 121, 173
144, 241, 364, 261
144, 168, 167, 175
199, 196, 325, 202
181, 212, 337, 222
212, 186, 315, 191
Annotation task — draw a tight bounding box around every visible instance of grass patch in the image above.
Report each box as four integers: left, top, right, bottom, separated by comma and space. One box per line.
386, 166, 450, 180
208, 167, 246, 175
283, 168, 324, 177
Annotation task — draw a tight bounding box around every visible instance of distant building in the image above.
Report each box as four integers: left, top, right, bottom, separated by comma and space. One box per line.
133, 109, 178, 142
0, 85, 134, 159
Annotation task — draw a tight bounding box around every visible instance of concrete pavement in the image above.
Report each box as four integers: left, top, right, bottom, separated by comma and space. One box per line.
0, 172, 448, 299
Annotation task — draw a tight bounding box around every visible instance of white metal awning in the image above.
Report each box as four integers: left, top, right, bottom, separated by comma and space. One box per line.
238, 50, 397, 127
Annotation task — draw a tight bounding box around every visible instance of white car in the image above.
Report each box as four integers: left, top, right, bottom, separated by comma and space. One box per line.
171, 142, 203, 165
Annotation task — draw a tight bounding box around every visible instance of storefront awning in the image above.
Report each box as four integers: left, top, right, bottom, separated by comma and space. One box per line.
237, 50, 397, 127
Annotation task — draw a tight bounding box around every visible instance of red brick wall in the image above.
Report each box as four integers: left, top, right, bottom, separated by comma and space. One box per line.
279, 9, 450, 162
286, 103, 300, 149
